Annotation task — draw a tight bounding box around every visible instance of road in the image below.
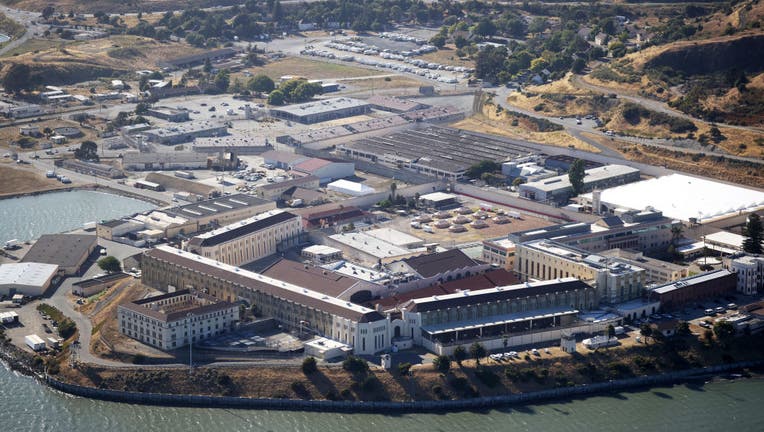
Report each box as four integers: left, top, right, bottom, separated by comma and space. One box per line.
571, 74, 764, 134
489, 85, 764, 165
0, 5, 46, 55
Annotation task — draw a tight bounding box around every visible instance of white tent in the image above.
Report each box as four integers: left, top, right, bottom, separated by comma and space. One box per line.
327, 179, 375, 196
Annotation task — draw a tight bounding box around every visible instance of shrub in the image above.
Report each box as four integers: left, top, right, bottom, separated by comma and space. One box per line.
433, 355, 451, 374
302, 356, 318, 375
342, 356, 368, 374
474, 366, 500, 388
398, 362, 412, 376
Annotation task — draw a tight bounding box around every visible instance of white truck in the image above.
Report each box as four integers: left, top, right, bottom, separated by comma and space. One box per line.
3, 239, 20, 250
25, 334, 46, 351
174, 170, 195, 179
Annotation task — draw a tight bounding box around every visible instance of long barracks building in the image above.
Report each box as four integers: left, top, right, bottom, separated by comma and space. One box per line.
142, 246, 390, 355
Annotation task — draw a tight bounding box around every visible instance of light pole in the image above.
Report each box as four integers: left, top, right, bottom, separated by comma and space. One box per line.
187, 312, 194, 371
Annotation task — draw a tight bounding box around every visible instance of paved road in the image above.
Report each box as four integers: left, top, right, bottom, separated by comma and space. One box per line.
0, 5, 46, 55
571, 74, 764, 134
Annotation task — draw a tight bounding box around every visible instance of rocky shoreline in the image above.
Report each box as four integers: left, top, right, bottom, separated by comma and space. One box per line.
0, 183, 167, 206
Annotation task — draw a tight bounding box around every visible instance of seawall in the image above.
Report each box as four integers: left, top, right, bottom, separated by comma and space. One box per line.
44, 361, 763, 413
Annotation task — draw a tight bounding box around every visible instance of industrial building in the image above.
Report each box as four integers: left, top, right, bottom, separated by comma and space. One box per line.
255, 176, 320, 201
185, 210, 302, 266
0, 263, 59, 297
298, 204, 368, 229
301, 245, 343, 264
326, 179, 375, 196
141, 246, 390, 355
192, 136, 270, 155
143, 121, 228, 145
292, 158, 355, 183
269, 97, 371, 124
21, 234, 98, 275
122, 152, 210, 171
61, 159, 124, 179
649, 270, 737, 310
338, 126, 537, 181
581, 173, 764, 222
163, 194, 276, 232
72, 272, 130, 297
146, 106, 190, 122
98, 194, 276, 241
508, 210, 677, 254
419, 192, 459, 209
515, 240, 646, 304
261, 150, 310, 170
326, 231, 426, 266
518, 165, 641, 203
366, 95, 428, 113
118, 289, 239, 350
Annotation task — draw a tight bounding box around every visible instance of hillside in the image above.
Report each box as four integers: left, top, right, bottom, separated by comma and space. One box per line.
0, 36, 201, 85
0, 0, 241, 14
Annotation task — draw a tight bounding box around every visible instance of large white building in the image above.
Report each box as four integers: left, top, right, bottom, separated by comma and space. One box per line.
515, 240, 646, 304
185, 210, 302, 266
118, 289, 239, 350
0, 263, 59, 297
730, 255, 764, 295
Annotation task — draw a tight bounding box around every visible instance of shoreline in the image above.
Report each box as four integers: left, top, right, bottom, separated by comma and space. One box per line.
1, 342, 761, 413
0, 184, 168, 206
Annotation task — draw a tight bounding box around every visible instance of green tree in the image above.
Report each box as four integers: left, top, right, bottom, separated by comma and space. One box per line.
606, 324, 615, 338
453, 345, 467, 366
469, 342, 486, 364
247, 74, 275, 93
398, 362, 412, 375
429, 33, 446, 49
572, 57, 587, 74
390, 182, 397, 202
213, 70, 230, 92
473, 19, 497, 37
302, 356, 318, 375
713, 320, 735, 346
3, 64, 32, 93
433, 354, 451, 373
267, 89, 285, 105
135, 102, 150, 115
74, 141, 99, 161
568, 159, 586, 195
639, 323, 653, 343
675, 321, 691, 336
97, 256, 122, 273
41, 6, 55, 19
465, 160, 500, 179
608, 41, 627, 58
742, 213, 763, 254
512, 177, 526, 188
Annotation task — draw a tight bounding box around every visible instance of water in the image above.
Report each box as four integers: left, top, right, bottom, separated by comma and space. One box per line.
0, 365, 762, 431
0, 190, 155, 242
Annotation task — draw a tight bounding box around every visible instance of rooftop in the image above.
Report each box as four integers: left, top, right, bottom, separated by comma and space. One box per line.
293, 158, 333, 173
339, 126, 536, 175
408, 278, 593, 313
146, 246, 385, 323
258, 175, 319, 191
123, 152, 209, 164
329, 231, 417, 259
651, 269, 735, 295
270, 97, 369, 117
187, 210, 298, 247
402, 249, 478, 278
0, 263, 59, 287
121, 289, 236, 322
260, 259, 363, 298
21, 234, 97, 268
420, 192, 457, 203
363, 227, 424, 248
582, 173, 764, 222
521, 164, 639, 193
366, 95, 426, 112
164, 194, 272, 219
